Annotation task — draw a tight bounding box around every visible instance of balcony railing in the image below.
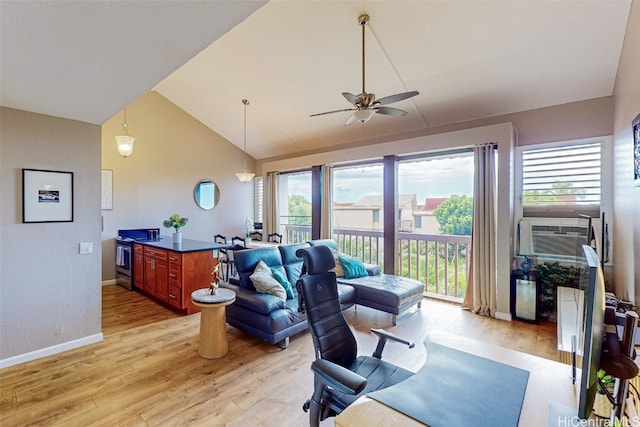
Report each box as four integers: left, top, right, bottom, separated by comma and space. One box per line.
397, 232, 470, 302
282, 225, 470, 302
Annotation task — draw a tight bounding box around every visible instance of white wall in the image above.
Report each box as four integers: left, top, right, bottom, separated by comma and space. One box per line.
1, 107, 103, 366
612, 0, 640, 302
101, 91, 256, 281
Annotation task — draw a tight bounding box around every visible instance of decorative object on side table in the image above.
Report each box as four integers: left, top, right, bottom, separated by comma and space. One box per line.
210, 264, 221, 295
163, 213, 189, 244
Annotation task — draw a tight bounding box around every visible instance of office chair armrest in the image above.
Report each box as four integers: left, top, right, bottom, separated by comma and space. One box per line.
311, 359, 367, 395
370, 328, 415, 359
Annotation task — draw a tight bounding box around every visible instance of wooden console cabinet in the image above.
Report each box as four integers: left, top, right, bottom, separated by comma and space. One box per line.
133, 240, 221, 314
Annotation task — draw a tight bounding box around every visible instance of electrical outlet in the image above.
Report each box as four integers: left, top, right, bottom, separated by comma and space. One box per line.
79, 242, 93, 254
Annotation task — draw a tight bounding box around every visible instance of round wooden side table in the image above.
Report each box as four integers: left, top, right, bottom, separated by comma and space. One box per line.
191, 287, 236, 359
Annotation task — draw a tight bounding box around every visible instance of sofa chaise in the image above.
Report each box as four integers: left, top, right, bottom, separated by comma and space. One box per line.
308, 239, 425, 325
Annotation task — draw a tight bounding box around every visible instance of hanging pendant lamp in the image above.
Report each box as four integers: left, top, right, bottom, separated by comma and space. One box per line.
115, 109, 135, 158
236, 99, 255, 182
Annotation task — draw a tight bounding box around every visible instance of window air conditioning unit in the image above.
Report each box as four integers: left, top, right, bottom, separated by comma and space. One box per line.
518, 217, 602, 260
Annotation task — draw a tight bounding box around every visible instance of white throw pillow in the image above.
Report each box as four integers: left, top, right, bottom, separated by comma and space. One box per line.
250, 260, 287, 301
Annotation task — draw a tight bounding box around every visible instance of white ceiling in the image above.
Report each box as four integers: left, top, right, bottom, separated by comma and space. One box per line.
1, 1, 632, 161
0, 0, 266, 125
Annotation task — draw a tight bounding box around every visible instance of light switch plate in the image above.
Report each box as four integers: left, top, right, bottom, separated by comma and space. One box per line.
79, 242, 93, 254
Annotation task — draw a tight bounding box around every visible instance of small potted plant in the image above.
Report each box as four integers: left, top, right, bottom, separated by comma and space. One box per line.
245, 218, 253, 246
163, 213, 189, 244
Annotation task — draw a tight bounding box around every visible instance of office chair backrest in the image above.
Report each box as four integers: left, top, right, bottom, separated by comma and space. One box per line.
296, 246, 357, 368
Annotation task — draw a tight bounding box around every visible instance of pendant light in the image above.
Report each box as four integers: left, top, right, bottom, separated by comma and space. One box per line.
115, 108, 135, 158
235, 99, 255, 182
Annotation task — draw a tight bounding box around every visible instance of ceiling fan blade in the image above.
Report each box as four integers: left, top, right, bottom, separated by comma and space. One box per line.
342, 92, 359, 106
310, 108, 356, 117
374, 106, 408, 116
374, 90, 419, 106
345, 114, 358, 126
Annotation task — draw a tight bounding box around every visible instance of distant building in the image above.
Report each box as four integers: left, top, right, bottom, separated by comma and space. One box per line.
413, 197, 448, 234
333, 195, 449, 235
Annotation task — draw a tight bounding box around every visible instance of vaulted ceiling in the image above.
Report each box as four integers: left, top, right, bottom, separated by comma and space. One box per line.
1, 1, 632, 161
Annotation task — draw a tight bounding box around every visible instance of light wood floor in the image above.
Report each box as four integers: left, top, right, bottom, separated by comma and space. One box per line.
0, 284, 558, 426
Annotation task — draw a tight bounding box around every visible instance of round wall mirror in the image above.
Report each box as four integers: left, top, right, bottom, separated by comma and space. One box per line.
194, 179, 220, 210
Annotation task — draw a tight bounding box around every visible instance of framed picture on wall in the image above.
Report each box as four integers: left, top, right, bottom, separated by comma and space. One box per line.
22, 168, 74, 223
101, 169, 113, 210
634, 113, 640, 187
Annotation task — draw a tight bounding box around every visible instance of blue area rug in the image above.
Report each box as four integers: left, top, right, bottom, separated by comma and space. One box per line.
368, 340, 530, 427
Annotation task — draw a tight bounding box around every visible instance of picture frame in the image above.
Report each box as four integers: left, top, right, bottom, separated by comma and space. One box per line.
101, 169, 113, 210
634, 113, 640, 187
22, 168, 74, 223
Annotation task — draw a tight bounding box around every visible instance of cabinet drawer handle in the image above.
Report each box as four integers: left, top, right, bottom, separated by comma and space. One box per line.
169, 294, 177, 300
169, 273, 176, 278
170, 256, 178, 261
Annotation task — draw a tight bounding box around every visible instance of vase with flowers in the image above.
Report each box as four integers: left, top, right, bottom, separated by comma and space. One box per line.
163, 213, 189, 244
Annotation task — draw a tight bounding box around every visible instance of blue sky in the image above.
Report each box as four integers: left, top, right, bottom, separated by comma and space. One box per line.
286, 154, 474, 204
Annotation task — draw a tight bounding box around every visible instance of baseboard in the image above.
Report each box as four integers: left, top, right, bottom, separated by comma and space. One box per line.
495, 311, 512, 321
0, 333, 103, 369
102, 279, 117, 286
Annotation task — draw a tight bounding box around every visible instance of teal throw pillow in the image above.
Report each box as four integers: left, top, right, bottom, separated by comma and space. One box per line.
338, 254, 368, 279
271, 268, 295, 299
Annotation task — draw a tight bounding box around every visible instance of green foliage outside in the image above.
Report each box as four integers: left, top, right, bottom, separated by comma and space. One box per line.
399, 240, 468, 298
433, 195, 473, 236
523, 182, 585, 205
335, 235, 382, 265
288, 195, 311, 225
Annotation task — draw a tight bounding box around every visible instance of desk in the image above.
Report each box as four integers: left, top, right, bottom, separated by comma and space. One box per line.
335, 332, 578, 427
191, 288, 236, 359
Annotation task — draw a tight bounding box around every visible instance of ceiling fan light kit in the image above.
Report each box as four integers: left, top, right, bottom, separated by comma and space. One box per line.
311, 13, 419, 126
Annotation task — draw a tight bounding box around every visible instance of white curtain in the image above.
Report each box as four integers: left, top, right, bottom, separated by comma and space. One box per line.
462, 144, 497, 316
320, 164, 333, 239
266, 172, 279, 237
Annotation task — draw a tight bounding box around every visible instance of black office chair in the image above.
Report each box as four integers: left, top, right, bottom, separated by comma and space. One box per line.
295, 245, 415, 427
267, 232, 282, 243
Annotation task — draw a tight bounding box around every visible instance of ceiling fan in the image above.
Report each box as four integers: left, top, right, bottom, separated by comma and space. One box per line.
311, 13, 419, 126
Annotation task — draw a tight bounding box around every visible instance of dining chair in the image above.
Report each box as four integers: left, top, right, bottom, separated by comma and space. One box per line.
267, 232, 283, 243
227, 236, 248, 279
214, 234, 231, 281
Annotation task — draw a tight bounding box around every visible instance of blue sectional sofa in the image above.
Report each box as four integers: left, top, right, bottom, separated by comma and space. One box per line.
220, 242, 356, 348
220, 240, 424, 348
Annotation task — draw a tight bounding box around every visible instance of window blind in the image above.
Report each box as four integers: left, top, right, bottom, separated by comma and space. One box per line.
254, 176, 263, 222
522, 142, 600, 213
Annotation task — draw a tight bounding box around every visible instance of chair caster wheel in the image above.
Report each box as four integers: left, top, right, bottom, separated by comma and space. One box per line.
303, 400, 310, 412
